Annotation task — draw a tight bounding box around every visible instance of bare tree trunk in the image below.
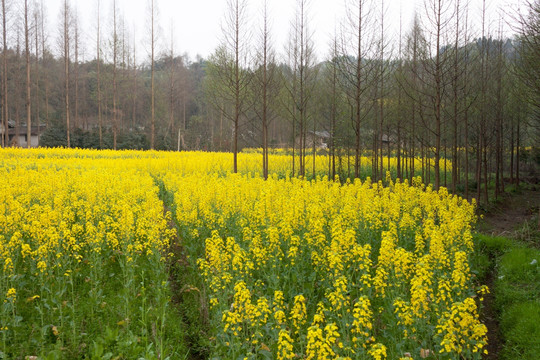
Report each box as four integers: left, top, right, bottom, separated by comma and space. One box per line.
495, 31, 503, 199
379, 87, 383, 181
74, 12, 79, 134
444, 137, 448, 187
97, 0, 102, 147
463, 4, 470, 199
379, 1, 385, 182
480, 0, 488, 204
40, 1, 48, 128
411, 24, 419, 183
387, 126, 390, 177
261, 0, 269, 179
421, 141, 425, 183
451, 0, 461, 193
2, 0, 8, 147
476, 135, 481, 203
283, 1, 314, 178
510, 119, 514, 184
150, 0, 155, 149
64, 0, 70, 148
233, 0, 240, 172
112, 0, 118, 150
312, 102, 316, 179
331, 61, 336, 180
25, 0, 31, 148
168, 24, 175, 143
405, 140, 409, 180
298, 0, 306, 177
182, 90, 186, 149
131, 37, 137, 131
396, 7, 403, 180
516, 117, 520, 186
15, 33, 21, 147
464, 104, 469, 199
483, 134, 488, 203
372, 101, 378, 180
411, 105, 416, 183
328, 38, 338, 180
433, 0, 443, 190
120, 18, 126, 133
219, 106, 223, 150
379, 0, 387, 182
34, 5, 40, 138
354, 0, 363, 179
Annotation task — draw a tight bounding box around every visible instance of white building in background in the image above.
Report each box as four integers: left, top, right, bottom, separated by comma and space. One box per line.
0, 120, 46, 147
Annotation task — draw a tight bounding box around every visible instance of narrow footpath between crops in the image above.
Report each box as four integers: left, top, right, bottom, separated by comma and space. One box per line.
479, 185, 540, 241
477, 183, 540, 360
156, 179, 209, 360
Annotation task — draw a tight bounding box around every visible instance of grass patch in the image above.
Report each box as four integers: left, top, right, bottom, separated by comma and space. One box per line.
475, 234, 513, 256
471, 234, 512, 281
499, 302, 540, 360
495, 247, 540, 311
475, 233, 540, 360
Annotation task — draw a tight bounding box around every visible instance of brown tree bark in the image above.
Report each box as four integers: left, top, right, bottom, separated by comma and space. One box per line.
2, 0, 8, 147
33, 5, 40, 136
97, 0, 102, 147
24, 0, 31, 148
40, 0, 49, 127
112, 0, 118, 150
63, 0, 70, 148
74, 12, 79, 133
150, 0, 155, 149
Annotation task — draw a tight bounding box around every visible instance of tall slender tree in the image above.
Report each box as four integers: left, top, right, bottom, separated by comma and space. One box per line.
96, 0, 102, 147
33, 2, 40, 135
61, 0, 71, 147
24, 0, 31, 148
253, 0, 279, 179
340, 0, 376, 179
206, 0, 251, 172
515, 0, 540, 142
422, 0, 454, 189
112, 0, 119, 149
2, 0, 8, 147
167, 21, 176, 141
40, 0, 49, 127
73, 7, 80, 132
284, 0, 317, 177
148, 0, 157, 149
450, 0, 465, 193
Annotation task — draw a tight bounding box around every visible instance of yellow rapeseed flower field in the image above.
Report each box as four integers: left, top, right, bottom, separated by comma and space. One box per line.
0, 147, 484, 359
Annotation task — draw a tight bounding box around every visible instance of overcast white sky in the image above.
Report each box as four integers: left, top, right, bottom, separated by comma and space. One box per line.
42, 0, 523, 62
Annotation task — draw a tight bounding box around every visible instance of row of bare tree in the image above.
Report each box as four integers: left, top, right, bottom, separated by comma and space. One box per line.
0, 0, 538, 204
207, 0, 538, 204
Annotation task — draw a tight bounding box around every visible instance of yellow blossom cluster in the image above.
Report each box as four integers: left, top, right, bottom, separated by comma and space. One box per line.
163, 168, 484, 359
0, 147, 478, 359
0, 147, 174, 356
436, 298, 488, 355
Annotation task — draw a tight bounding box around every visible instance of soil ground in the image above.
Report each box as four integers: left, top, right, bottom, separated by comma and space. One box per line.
479, 183, 540, 238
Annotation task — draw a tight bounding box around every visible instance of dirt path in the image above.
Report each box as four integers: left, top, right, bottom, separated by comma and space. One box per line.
481, 263, 501, 360
477, 184, 539, 360
479, 184, 540, 238
157, 179, 209, 360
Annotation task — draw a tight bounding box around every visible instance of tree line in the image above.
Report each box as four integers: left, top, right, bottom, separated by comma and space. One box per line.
0, 0, 539, 204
